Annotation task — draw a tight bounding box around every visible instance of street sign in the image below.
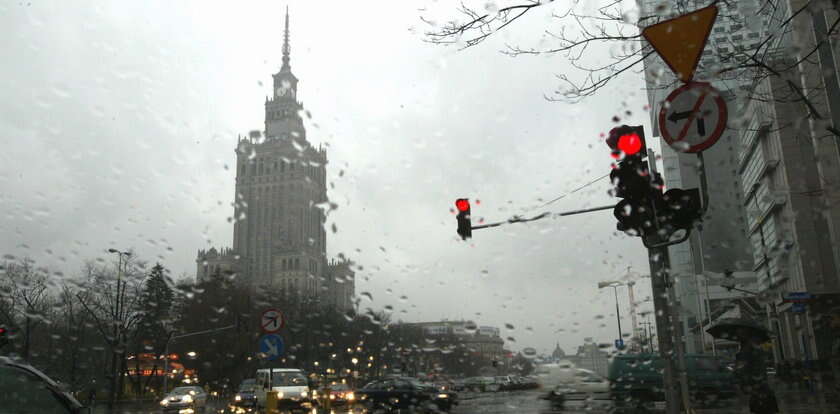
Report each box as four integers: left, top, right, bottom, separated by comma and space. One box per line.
615, 338, 625, 349
258, 334, 285, 361
659, 82, 727, 153
791, 303, 807, 313
260, 308, 284, 334
642, 5, 718, 83
783, 292, 814, 303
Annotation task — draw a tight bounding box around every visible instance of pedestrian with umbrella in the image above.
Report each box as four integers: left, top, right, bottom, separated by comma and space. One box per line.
707, 318, 778, 414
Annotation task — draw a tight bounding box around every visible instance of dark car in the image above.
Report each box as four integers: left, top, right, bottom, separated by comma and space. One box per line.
609, 353, 735, 412
357, 377, 457, 412
0, 356, 91, 414
227, 379, 259, 413
324, 382, 355, 406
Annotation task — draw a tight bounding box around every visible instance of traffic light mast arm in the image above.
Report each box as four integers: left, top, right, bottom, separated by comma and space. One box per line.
470, 204, 615, 231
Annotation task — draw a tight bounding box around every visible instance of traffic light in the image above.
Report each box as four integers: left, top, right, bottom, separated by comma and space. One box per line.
455, 198, 472, 240
606, 125, 662, 236
0, 326, 8, 349
659, 188, 702, 235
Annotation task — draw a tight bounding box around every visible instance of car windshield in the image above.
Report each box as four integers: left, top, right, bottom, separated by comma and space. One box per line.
272, 373, 306, 386
329, 383, 350, 391
4, 2, 836, 413
170, 387, 199, 396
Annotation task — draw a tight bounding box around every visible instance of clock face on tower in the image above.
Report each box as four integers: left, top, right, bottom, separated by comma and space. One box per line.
276, 79, 293, 97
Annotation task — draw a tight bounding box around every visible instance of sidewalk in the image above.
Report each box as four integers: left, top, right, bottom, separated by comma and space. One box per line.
768, 377, 840, 413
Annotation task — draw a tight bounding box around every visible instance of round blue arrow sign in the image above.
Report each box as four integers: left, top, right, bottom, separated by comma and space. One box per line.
259, 334, 285, 361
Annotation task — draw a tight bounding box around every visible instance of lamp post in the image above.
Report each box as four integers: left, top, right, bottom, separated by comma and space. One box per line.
598, 281, 624, 347
106, 248, 131, 412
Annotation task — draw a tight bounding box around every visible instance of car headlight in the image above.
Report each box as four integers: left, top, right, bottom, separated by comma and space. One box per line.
182, 394, 193, 403
301, 391, 308, 398
437, 393, 449, 399
346, 392, 355, 401
312, 390, 318, 397
160, 399, 169, 406
235, 395, 242, 401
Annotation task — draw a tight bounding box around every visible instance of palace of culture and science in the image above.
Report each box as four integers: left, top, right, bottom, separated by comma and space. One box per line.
195, 9, 354, 311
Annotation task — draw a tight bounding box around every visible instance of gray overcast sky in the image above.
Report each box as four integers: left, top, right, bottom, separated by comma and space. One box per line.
0, 0, 660, 355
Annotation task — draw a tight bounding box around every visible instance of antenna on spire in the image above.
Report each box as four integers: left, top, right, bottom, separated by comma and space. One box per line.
282, 6, 291, 70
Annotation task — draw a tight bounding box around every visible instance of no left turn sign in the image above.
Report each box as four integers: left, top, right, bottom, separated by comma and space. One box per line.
658, 82, 728, 153
260, 308, 284, 334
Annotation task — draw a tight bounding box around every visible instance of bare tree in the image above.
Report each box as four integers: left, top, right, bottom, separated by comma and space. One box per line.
0, 258, 52, 359
424, 0, 837, 105
75, 257, 146, 410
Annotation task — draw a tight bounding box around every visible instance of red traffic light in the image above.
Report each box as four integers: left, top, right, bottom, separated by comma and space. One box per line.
606, 125, 646, 158
455, 199, 470, 212
618, 132, 642, 156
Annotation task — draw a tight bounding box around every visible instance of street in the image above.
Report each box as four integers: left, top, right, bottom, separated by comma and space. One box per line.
88, 383, 840, 414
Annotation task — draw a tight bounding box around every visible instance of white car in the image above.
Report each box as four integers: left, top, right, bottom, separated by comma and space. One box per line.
541, 365, 611, 410
160, 386, 208, 413
255, 368, 315, 409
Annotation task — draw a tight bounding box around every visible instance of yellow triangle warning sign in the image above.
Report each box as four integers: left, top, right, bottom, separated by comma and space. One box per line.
642, 5, 718, 83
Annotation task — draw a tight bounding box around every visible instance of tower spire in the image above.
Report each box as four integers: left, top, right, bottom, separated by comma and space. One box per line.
282, 6, 291, 71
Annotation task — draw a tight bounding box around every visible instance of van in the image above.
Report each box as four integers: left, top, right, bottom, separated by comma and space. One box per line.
608, 353, 735, 411
255, 368, 315, 409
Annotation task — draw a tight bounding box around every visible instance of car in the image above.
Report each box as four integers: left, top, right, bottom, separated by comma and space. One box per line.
540, 367, 611, 411
463, 376, 497, 392
0, 356, 91, 414
521, 376, 540, 390
608, 353, 735, 412
494, 375, 514, 391
160, 386, 208, 413
357, 377, 457, 412
451, 378, 466, 392
323, 382, 355, 406
254, 368, 316, 410
226, 379, 258, 413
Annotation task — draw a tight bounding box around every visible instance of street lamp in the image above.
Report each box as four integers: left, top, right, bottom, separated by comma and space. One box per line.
106, 248, 131, 411
598, 281, 624, 347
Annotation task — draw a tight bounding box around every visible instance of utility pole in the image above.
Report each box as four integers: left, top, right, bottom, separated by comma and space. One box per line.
645, 150, 689, 414
613, 286, 624, 345
626, 278, 639, 349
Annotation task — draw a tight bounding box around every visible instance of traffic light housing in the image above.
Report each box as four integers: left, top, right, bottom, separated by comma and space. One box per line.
0, 326, 8, 349
659, 188, 702, 235
607, 126, 662, 236
455, 198, 472, 240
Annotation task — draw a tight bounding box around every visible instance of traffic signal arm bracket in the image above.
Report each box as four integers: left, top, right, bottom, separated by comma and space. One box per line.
642, 228, 691, 248
470, 204, 615, 231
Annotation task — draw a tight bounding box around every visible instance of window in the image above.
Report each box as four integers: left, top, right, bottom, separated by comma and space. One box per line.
741, 147, 766, 194
272, 372, 306, 386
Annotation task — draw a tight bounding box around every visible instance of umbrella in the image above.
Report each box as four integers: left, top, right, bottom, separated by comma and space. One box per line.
706, 318, 772, 343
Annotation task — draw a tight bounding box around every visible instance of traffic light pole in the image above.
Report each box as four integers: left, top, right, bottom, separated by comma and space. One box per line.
645, 149, 691, 414
647, 246, 681, 414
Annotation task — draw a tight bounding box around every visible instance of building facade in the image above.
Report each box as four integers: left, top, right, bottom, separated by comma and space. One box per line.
641, 0, 840, 362
639, 0, 784, 353
196, 9, 354, 310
